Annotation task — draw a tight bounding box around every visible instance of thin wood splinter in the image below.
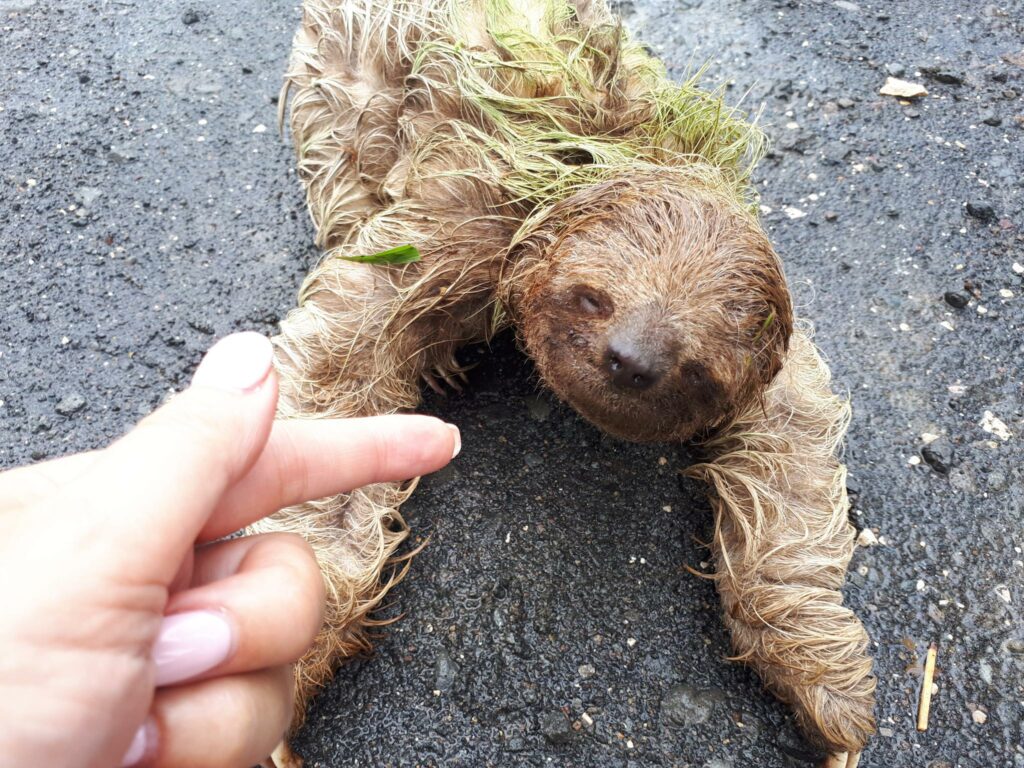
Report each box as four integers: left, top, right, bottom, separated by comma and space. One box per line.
917, 642, 938, 731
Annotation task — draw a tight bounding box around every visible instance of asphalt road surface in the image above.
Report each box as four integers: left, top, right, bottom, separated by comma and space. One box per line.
1, 0, 1022, 766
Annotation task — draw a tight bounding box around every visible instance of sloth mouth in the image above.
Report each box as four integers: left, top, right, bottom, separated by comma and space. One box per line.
554, 377, 699, 443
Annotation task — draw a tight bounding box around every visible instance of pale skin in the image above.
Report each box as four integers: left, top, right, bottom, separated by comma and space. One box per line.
0, 332, 460, 768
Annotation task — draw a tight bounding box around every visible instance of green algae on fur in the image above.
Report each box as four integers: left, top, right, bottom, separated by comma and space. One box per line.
411, 0, 766, 213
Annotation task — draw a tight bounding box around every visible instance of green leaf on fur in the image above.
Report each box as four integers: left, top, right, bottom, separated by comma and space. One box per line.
340, 245, 422, 265
753, 310, 776, 342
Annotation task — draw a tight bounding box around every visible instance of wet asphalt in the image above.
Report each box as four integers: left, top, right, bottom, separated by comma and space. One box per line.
1, 0, 1022, 766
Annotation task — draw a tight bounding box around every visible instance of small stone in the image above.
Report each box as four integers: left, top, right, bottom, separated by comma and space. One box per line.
920, 65, 965, 85
821, 142, 852, 165
921, 438, 955, 474
824, 211, 839, 222
857, 528, 879, 547
56, 394, 86, 416
995, 585, 1012, 604
75, 186, 103, 208
181, 8, 200, 24
880, 77, 928, 98
833, 0, 860, 11
434, 649, 459, 693
661, 683, 725, 727
1013, 262, 1024, 275
837, 97, 856, 109
1004, 638, 1024, 655
879, 727, 895, 737
943, 291, 969, 309
971, 708, 987, 724
187, 317, 216, 335
980, 410, 1011, 441
980, 111, 1002, 127
986, 469, 1008, 492
0, 0, 37, 11
540, 711, 574, 744
885, 63, 907, 77
108, 145, 136, 164
965, 202, 995, 221
578, 663, 596, 679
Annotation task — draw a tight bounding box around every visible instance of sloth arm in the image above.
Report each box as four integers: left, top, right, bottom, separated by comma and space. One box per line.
253, 201, 514, 742
686, 329, 876, 756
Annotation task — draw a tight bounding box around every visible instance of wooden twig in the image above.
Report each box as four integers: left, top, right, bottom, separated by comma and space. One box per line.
917, 642, 938, 731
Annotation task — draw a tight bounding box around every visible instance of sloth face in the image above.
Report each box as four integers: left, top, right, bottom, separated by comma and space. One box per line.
513, 177, 793, 443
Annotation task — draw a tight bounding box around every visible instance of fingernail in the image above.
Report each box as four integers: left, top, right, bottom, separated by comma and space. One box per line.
120, 719, 154, 767
191, 332, 274, 392
153, 610, 234, 687
448, 424, 461, 458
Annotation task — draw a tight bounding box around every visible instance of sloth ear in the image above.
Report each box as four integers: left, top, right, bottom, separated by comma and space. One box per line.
736, 238, 794, 405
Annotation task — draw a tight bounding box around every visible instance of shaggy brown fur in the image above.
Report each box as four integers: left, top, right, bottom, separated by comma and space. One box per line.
252, 1, 876, 765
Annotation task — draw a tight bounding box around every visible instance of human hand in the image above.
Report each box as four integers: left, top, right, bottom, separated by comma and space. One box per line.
0, 332, 460, 768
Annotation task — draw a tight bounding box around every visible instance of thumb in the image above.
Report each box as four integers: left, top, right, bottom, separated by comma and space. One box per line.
54, 332, 280, 584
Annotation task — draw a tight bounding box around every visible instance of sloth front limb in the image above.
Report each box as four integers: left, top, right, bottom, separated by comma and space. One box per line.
252, 205, 501, 750
687, 330, 875, 762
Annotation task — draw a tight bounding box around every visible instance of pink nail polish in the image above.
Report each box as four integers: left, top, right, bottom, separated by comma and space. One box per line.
120, 721, 151, 767
153, 610, 234, 687
190, 332, 274, 392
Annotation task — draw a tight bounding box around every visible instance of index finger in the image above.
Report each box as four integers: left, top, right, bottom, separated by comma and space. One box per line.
198, 414, 460, 541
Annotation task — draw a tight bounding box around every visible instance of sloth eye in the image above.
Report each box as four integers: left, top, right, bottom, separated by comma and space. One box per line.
571, 285, 613, 317
580, 293, 601, 314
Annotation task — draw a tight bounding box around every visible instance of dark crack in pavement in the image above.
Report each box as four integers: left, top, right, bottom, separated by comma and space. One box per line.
1, 1, 1022, 766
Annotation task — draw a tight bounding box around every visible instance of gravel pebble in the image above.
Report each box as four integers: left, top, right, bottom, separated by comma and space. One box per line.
540, 711, 575, 744
966, 202, 996, 221
661, 683, 725, 726
55, 394, 86, 416
943, 291, 969, 309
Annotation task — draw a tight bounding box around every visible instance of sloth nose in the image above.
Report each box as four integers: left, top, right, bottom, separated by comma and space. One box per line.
603, 340, 662, 390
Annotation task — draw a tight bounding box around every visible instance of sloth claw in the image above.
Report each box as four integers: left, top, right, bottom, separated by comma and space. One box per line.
440, 370, 463, 392
422, 371, 447, 396
821, 751, 861, 768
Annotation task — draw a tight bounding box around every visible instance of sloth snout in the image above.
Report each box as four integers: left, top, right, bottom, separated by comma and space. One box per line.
603, 337, 664, 391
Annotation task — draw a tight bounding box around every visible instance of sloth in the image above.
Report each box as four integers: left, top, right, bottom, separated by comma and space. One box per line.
253, 1, 876, 766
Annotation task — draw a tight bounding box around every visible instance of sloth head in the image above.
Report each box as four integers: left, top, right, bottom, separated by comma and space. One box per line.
506, 172, 793, 443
